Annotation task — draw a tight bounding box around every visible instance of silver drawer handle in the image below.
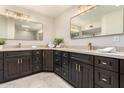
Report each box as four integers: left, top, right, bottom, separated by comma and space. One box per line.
102, 62, 107, 65
63, 72, 66, 75
36, 52, 40, 54
102, 78, 107, 82
18, 58, 20, 64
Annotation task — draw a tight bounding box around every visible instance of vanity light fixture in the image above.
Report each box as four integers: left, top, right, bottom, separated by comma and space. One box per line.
0, 8, 31, 21
78, 5, 96, 13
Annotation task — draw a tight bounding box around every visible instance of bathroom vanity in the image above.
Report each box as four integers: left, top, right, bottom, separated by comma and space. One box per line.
0, 48, 124, 88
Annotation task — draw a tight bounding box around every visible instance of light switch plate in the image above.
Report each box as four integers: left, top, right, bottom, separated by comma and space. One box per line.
113, 36, 120, 42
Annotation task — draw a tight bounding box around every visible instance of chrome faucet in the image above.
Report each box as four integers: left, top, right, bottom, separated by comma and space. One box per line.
88, 42, 93, 50
17, 43, 22, 48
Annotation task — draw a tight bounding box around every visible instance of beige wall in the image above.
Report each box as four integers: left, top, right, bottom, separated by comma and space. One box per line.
54, 6, 124, 47
0, 6, 55, 46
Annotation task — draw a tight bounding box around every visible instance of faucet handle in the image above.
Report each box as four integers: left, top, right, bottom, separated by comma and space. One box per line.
18, 43, 22, 48
88, 42, 93, 50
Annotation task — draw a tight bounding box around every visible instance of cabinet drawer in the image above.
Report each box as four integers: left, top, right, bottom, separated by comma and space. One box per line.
95, 56, 119, 72
70, 53, 93, 65
32, 55, 42, 64
62, 52, 68, 58
95, 68, 119, 88
54, 65, 61, 75
4, 51, 32, 58
33, 50, 42, 55
62, 58, 68, 69
0, 53, 3, 59
32, 64, 42, 72
54, 51, 61, 56
0, 59, 3, 70
62, 68, 68, 80
0, 71, 3, 82
54, 56, 61, 65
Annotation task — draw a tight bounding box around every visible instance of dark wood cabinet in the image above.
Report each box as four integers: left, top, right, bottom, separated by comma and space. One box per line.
78, 63, 93, 88
94, 56, 119, 88
61, 52, 69, 80
43, 50, 53, 71
20, 56, 32, 76
69, 53, 93, 88
119, 59, 124, 88
32, 50, 43, 73
4, 57, 20, 80
4, 51, 32, 80
54, 51, 69, 81
69, 58, 78, 87
1, 49, 124, 88
54, 51, 62, 75
95, 56, 119, 72
0, 52, 3, 82
95, 68, 118, 88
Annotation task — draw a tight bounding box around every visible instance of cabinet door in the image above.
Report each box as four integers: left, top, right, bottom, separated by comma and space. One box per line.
78, 63, 93, 88
95, 68, 118, 88
4, 58, 20, 80
69, 59, 78, 87
43, 50, 53, 71
20, 56, 32, 76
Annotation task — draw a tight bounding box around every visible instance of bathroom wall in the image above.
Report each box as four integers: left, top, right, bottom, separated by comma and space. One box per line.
0, 6, 55, 46
54, 6, 124, 47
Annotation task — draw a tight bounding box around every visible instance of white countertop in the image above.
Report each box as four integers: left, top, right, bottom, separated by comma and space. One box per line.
0, 47, 124, 59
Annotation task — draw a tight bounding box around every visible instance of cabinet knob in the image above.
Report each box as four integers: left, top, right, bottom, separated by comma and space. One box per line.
56, 68, 59, 71
36, 66, 39, 69
63, 72, 66, 76
102, 62, 107, 65
101, 78, 107, 82
36, 52, 40, 54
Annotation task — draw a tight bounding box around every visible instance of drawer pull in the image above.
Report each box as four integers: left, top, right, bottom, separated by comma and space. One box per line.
102, 78, 107, 82
56, 59, 59, 61
36, 52, 40, 54
21, 58, 23, 64
63, 62, 65, 65
56, 68, 59, 71
79, 65, 80, 72
36, 66, 39, 69
76, 64, 78, 71
18, 58, 20, 64
63, 72, 66, 75
102, 62, 107, 65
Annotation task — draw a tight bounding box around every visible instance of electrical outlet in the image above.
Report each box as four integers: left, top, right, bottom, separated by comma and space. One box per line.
113, 36, 120, 42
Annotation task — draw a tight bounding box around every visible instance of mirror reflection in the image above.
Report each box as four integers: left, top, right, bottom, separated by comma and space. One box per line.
70, 5, 124, 39
0, 16, 43, 40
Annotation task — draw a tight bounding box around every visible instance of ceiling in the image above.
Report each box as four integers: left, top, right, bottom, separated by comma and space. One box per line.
18, 5, 74, 18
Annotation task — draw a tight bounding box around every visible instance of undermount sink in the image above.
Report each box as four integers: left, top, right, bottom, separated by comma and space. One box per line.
96, 47, 117, 53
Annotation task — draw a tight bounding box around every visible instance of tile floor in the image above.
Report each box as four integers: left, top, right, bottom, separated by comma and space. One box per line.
0, 72, 73, 88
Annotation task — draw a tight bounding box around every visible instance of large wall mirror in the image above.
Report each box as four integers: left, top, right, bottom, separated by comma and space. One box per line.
0, 15, 43, 41
70, 5, 124, 39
